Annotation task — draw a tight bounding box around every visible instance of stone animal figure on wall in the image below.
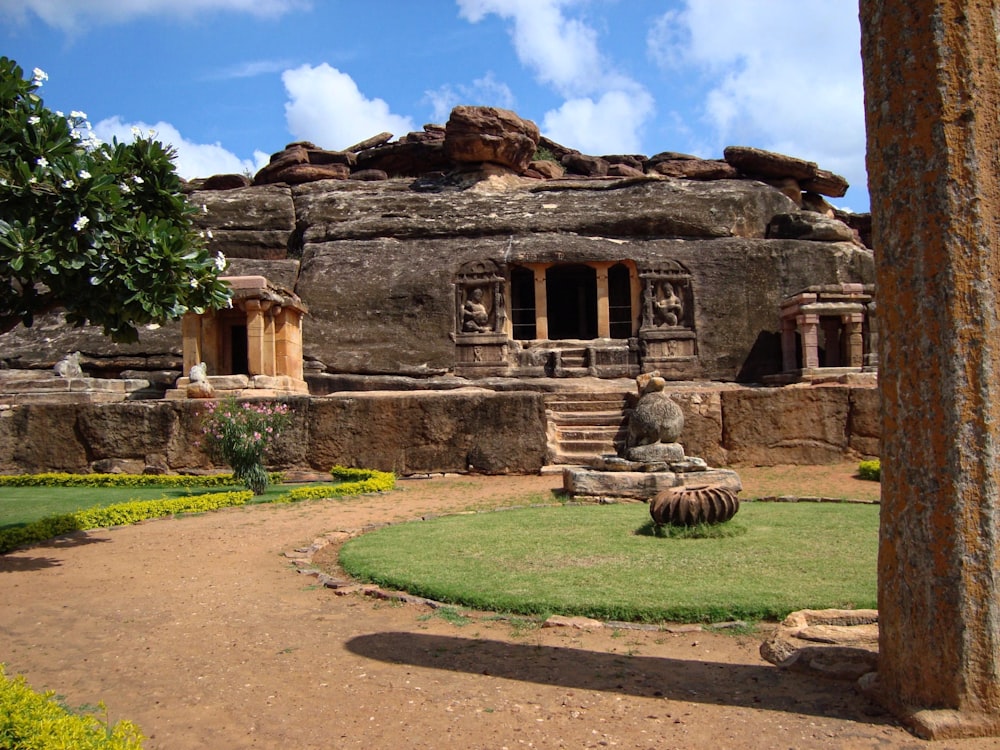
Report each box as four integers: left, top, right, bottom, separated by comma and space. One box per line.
626, 374, 684, 448
53, 351, 83, 378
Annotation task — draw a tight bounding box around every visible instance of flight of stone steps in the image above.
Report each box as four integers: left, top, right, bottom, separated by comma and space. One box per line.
545, 389, 631, 465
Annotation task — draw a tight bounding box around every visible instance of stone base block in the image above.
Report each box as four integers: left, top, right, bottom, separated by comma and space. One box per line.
858, 674, 1000, 740
563, 466, 742, 501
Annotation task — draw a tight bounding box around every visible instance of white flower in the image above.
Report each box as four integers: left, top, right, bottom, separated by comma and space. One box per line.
31, 68, 47, 84
206, 229, 213, 239
62, 179, 74, 189
120, 183, 131, 194
36, 156, 48, 168
27, 115, 40, 126
189, 278, 199, 288
69, 110, 86, 120
73, 216, 89, 231
78, 170, 91, 180
130, 126, 143, 139
0, 177, 7, 187
132, 175, 144, 185
89, 276, 98, 285
55, 110, 63, 118
148, 129, 156, 138
214, 252, 227, 271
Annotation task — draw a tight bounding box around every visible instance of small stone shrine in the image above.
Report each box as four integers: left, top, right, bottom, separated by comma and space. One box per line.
168, 275, 308, 399
777, 283, 876, 380
563, 372, 742, 501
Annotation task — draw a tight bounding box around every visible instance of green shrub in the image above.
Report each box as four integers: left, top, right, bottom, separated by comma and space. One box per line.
0, 490, 252, 554
329, 466, 395, 494
532, 146, 558, 163
0, 665, 143, 749
273, 468, 395, 503
0, 472, 282, 488
858, 459, 881, 481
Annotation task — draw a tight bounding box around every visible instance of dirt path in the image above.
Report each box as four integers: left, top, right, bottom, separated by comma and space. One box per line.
0, 466, 991, 749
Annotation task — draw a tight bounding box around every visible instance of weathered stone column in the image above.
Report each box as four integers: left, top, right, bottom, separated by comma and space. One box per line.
797, 314, 820, 369
860, 0, 1000, 738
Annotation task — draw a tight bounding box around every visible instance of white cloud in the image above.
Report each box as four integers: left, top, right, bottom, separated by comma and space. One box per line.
457, 0, 656, 156
94, 116, 269, 179
542, 89, 655, 155
0, 0, 309, 32
457, 0, 610, 97
647, 0, 866, 203
424, 72, 517, 123
281, 63, 415, 150
211, 59, 295, 80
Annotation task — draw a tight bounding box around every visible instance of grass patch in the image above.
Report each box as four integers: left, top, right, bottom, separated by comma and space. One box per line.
339, 502, 878, 623
0, 485, 240, 528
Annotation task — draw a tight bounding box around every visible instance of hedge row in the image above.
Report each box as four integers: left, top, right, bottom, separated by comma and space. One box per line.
0, 665, 143, 749
275, 468, 395, 503
0, 491, 253, 554
0, 472, 282, 488
0, 467, 395, 553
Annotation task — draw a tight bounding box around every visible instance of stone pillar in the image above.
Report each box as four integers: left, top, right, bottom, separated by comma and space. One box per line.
181, 314, 202, 376
533, 267, 548, 340
797, 314, 820, 370
595, 265, 610, 338
845, 314, 864, 368
245, 299, 265, 377
860, 0, 1000, 738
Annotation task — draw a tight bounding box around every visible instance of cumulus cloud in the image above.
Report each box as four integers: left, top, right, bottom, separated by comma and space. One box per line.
0, 0, 309, 32
94, 116, 269, 180
457, 0, 656, 155
282, 63, 415, 150
457, 0, 620, 97
424, 72, 516, 123
647, 0, 866, 202
543, 89, 655, 155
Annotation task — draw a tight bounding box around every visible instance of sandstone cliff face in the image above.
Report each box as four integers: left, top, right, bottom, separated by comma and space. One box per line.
0, 106, 873, 383
0, 175, 873, 382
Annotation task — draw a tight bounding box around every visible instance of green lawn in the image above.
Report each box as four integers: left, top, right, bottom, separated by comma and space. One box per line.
0, 483, 330, 530
339, 501, 879, 623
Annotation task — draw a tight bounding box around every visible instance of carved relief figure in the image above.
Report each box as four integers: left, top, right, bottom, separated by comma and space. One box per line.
654, 282, 683, 327
462, 287, 491, 333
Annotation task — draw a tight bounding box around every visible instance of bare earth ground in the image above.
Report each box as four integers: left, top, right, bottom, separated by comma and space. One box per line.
0, 465, 995, 750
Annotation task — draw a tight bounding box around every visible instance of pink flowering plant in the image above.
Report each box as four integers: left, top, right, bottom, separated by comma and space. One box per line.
200, 397, 292, 494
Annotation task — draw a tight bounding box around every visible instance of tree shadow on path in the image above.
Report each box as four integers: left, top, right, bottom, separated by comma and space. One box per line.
346, 631, 892, 727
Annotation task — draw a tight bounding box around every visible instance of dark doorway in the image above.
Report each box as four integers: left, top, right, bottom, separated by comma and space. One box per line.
510, 266, 537, 341
546, 264, 597, 340
608, 263, 633, 339
230, 324, 249, 375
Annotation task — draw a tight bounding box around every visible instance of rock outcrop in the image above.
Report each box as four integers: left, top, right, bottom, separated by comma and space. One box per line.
0, 106, 872, 385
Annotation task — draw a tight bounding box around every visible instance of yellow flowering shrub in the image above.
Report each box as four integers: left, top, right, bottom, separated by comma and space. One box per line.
0, 665, 144, 749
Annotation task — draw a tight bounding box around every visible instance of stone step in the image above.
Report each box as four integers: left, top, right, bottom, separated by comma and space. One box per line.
554, 426, 624, 442
545, 397, 626, 412
549, 411, 626, 426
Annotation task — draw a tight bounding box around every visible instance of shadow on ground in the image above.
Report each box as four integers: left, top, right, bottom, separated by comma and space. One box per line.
346, 631, 892, 727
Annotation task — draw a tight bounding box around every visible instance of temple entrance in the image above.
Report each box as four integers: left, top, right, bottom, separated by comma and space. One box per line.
546, 264, 597, 340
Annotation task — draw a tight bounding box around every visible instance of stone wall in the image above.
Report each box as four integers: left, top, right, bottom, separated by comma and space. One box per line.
0, 383, 878, 476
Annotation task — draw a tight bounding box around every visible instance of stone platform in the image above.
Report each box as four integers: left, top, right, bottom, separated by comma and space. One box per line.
563, 465, 742, 502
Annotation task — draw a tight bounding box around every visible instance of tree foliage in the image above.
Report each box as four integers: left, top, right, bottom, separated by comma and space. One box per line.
0, 56, 231, 342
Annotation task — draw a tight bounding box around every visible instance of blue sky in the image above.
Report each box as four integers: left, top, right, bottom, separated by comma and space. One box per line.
1, 0, 869, 210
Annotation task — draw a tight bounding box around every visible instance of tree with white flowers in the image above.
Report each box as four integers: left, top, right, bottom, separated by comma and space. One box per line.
0, 56, 231, 342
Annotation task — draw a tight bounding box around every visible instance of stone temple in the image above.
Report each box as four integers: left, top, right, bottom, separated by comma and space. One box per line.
0, 106, 878, 477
